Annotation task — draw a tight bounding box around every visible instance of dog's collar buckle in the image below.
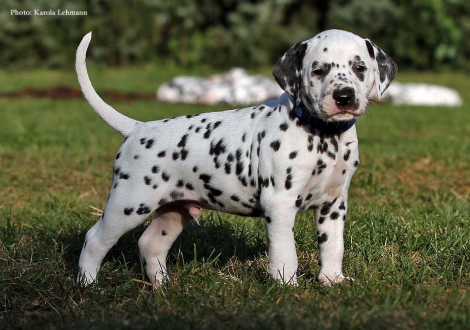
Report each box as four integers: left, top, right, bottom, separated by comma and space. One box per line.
293, 103, 356, 135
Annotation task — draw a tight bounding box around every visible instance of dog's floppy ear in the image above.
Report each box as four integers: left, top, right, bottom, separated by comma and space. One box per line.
272, 41, 308, 106
365, 39, 398, 100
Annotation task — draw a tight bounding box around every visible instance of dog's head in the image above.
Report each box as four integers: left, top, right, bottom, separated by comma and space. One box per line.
273, 29, 397, 122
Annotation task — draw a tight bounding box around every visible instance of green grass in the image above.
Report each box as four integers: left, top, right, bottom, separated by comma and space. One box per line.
1, 67, 469, 329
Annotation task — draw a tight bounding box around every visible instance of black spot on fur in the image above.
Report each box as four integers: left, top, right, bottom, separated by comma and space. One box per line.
316, 159, 327, 174
161, 172, 170, 182
320, 202, 332, 215
136, 203, 152, 215
266, 216, 272, 224
180, 149, 189, 160
203, 130, 212, 139
344, 149, 351, 161
193, 166, 198, 172
210, 139, 227, 156
236, 162, 243, 176
115, 152, 121, 159
224, 163, 231, 174
330, 137, 338, 152
170, 190, 184, 200
230, 195, 240, 202
285, 174, 293, 190
238, 176, 248, 186
157, 151, 166, 158
119, 173, 130, 180
145, 139, 154, 149
279, 122, 289, 131
289, 151, 298, 159
204, 184, 222, 197
330, 212, 339, 220
162, 230, 167, 236
176, 180, 184, 188
235, 148, 242, 161
177, 134, 188, 148
317, 233, 328, 244
172, 152, 179, 160
144, 176, 152, 185
270, 140, 281, 151
124, 207, 134, 215
185, 183, 194, 190
308, 135, 314, 152
199, 174, 212, 184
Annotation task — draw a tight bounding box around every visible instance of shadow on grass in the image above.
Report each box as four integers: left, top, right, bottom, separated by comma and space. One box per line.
59, 211, 268, 281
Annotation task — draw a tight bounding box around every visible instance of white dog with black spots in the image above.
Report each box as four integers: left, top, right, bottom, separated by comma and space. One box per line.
75, 29, 397, 287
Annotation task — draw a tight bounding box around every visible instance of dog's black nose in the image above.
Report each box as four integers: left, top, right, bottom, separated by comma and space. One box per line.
333, 87, 355, 106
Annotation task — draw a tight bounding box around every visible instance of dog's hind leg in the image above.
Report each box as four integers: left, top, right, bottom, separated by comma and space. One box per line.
138, 203, 193, 285
77, 193, 158, 285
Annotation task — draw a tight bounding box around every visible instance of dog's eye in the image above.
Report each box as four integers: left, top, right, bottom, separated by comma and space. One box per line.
312, 69, 324, 76
355, 65, 367, 73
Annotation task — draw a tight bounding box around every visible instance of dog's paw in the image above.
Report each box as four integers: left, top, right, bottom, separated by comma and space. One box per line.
317, 273, 354, 287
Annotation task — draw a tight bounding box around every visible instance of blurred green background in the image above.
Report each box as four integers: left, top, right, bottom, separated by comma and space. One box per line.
1, 0, 469, 71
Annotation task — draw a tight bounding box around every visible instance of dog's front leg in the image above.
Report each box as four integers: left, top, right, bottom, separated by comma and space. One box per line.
315, 197, 352, 286
264, 203, 298, 285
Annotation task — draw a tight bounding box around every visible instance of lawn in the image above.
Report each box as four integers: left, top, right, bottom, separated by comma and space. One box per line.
1, 67, 469, 329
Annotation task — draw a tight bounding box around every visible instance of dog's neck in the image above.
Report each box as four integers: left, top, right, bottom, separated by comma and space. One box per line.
293, 102, 356, 135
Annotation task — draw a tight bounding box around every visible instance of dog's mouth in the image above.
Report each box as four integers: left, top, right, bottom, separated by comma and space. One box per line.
327, 109, 361, 120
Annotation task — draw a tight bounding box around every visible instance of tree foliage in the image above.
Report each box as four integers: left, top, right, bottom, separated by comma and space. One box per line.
0, 0, 468, 70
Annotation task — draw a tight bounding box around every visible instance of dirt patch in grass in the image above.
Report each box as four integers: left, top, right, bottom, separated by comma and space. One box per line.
354, 156, 470, 206
0, 86, 155, 102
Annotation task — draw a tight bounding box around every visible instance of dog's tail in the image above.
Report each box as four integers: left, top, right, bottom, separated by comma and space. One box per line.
76, 32, 140, 138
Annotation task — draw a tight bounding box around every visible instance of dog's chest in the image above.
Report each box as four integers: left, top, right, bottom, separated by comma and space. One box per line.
291, 134, 358, 212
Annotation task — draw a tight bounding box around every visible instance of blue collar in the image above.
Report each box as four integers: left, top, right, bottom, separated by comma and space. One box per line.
293, 103, 356, 135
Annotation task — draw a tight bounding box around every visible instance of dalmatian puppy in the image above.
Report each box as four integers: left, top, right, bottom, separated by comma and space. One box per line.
75, 29, 397, 286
